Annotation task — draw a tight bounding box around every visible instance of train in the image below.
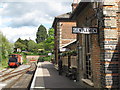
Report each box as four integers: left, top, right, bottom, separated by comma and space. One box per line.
8, 54, 23, 67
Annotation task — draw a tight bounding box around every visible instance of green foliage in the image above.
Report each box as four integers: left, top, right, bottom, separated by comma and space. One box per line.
15, 42, 27, 50
0, 32, 14, 58
0, 32, 14, 68
36, 25, 47, 43
28, 40, 37, 52
22, 54, 27, 64
48, 28, 54, 36
67, 50, 77, 56
38, 57, 44, 62
38, 56, 52, 62
44, 28, 54, 51
14, 38, 29, 51
36, 42, 44, 49
60, 50, 77, 56
44, 56, 52, 61
13, 27, 54, 56
1, 58, 9, 68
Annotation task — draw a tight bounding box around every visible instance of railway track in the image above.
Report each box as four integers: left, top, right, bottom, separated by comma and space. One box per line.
0, 66, 20, 78
0, 63, 36, 89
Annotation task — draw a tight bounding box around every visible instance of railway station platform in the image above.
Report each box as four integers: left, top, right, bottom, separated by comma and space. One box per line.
30, 61, 84, 90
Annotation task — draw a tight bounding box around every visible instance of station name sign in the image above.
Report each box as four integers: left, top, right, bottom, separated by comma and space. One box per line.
72, 27, 98, 34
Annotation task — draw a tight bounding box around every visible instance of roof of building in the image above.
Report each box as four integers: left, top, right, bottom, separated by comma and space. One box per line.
62, 39, 77, 48
59, 39, 77, 52
56, 12, 71, 18
52, 12, 75, 28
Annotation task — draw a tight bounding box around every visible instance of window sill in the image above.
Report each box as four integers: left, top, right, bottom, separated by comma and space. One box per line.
81, 78, 94, 86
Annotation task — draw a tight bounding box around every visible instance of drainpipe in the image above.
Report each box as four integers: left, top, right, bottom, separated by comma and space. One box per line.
77, 39, 82, 81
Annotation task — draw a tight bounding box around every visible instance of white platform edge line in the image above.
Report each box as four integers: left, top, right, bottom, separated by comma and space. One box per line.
30, 63, 41, 89
30, 62, 45, 89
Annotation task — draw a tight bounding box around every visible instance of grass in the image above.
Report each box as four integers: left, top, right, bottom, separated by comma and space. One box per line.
23, 56, 27, 64
0, 58, 9, 69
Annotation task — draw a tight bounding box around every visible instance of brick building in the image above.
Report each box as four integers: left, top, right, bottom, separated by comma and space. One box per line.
70, 1, 120, 89
52, 12, 76, 64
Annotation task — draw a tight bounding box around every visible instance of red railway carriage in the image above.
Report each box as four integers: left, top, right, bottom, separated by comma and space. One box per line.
8, 54, 23, 67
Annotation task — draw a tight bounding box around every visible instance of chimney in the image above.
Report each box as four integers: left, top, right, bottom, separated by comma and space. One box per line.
71, 0, 79, 11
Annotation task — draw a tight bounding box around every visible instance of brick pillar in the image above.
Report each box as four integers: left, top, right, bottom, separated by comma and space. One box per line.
100, 1, 119, 89
117, 1, 120, 89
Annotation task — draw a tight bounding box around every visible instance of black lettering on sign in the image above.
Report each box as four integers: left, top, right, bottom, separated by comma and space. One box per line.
72, 27, 98, 34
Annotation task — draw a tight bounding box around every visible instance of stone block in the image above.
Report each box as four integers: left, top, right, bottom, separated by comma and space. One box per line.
103, 10, 116, 17
103, 7, 118, 11
103, 0, 115, 5
104, 19, 117, 28
104, 30, 117, 38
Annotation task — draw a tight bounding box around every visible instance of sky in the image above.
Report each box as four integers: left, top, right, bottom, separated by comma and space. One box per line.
0, 0, 72, 43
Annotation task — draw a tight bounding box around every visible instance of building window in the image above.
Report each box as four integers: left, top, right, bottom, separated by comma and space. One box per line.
85, 34, 92, 80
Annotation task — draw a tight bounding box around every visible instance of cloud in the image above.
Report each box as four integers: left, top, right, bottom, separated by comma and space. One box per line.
0, 2, 71, 28
0, 26, 38, 42
0, 0, 72, 42
1, 0, 72, 3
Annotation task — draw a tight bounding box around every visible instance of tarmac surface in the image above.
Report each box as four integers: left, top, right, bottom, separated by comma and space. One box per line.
30, 61, 84, 90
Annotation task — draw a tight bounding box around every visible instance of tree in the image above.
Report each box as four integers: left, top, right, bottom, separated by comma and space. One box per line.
48, 28, 54, 36
22, 39, 29, 47
16, 38, 22, 43
0, 32, 14, 58
14, 42, 27, 51
36, 42, 44, 49
44, 28, 54, 51
36, 25, 47, 43
28, 40, 37, 52
14, 38, 29, 51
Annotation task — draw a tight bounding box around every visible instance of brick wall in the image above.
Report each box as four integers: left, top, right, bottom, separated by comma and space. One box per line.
91, 34, 100, 87
60, 22, 76, 47
74, 1, 120, 88
100, 1, 119, 88
76, 3, 101, 87
117, 1, 120, 88
54, 21, 76, 64
61, 22, 76, 39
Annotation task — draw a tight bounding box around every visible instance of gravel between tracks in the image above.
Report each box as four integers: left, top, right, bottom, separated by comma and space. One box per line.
0, 63, 36, 89
2, 63, 36, 89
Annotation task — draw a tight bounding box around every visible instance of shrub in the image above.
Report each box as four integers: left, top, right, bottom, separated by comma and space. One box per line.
38, 57, 44, 62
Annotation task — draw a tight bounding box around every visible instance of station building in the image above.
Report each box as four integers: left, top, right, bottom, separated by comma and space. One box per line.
52, 13, 77, 64
53, 0, 120, 89
70, 0, 120, 89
